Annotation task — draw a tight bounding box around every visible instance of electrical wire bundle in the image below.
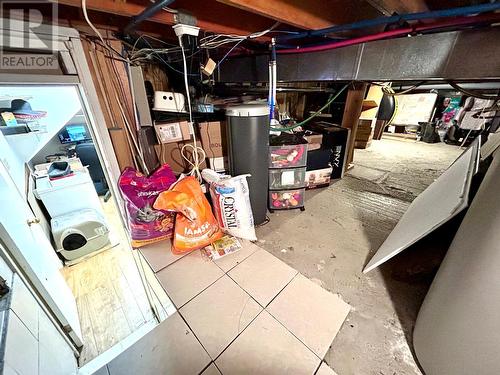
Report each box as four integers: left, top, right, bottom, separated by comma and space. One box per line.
199, 22, 280, 49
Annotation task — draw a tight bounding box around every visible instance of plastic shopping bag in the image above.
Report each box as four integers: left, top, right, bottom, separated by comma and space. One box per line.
202, 169, 257, 241
154, 176, 223, 254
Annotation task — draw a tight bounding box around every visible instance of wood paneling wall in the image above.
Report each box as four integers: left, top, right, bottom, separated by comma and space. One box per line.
80, 36, 137, 172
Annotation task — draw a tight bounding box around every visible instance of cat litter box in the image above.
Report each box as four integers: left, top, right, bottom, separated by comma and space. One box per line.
51, 208, 110, 262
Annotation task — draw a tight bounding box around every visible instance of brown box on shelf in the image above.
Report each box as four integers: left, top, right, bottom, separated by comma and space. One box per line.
154, 141, 207, 174
154, 121, 191, 144
199, 121, 226, 158
304, 132, 323, 151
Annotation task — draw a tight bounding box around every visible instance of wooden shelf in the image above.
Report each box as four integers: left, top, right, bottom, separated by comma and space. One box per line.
362, 99, 378, 111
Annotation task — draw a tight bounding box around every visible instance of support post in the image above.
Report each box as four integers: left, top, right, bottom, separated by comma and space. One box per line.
341, 82, 368, 170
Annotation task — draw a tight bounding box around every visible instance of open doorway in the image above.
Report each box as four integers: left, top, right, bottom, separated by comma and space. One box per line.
0, 84, 173, 366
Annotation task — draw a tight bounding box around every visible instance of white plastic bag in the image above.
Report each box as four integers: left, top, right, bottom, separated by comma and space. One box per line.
202, 169, 257, 241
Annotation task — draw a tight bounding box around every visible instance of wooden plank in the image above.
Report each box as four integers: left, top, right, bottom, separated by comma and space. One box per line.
217, 0, 380, 29
109, 128, 136, 170
341, 83, 368, 169
365, 0, 428, 16
58, 0, 175, 24
86, 283, 132, 353
81, 37, 136, 171
75, 295, 99, 366
360, 85, 384, 120
58, 0, 277, 36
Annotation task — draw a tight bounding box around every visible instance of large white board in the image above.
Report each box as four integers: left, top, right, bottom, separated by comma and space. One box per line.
392, 93, 438, 126
363, 138, 479, 273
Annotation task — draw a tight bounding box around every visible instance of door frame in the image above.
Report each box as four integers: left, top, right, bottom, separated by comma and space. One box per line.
0, 20, 128, 347
0, 18, 124, 221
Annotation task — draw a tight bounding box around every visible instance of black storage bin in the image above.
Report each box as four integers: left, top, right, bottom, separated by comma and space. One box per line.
305, 122, 349, 179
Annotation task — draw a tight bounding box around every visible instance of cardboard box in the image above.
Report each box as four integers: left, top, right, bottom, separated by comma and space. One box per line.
199, 121, 226, 158
355, 120, 373, 149
306, 167, 333, 189
154, 121, 191, 144
154, 141, 207, 175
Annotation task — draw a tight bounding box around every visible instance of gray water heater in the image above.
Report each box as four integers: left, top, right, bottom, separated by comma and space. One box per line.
226, 104, 269, 225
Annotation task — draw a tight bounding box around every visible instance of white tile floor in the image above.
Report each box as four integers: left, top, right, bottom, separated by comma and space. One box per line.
180, 275, 262, 359
104, 240, 350, 375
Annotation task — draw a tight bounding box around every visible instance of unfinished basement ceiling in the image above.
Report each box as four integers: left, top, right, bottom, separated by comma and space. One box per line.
57, 0, 498, 40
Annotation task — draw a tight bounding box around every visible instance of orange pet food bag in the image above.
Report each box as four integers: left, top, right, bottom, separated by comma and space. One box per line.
154, 176, 223, 254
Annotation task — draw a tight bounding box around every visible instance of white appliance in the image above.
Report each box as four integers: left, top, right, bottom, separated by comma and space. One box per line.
153, 91, 186, 112
51, 208, 110, 261
34, 170, 104, 218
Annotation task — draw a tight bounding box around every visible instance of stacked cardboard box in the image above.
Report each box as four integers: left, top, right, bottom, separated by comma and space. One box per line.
354, 119, 374, 149
152, 121, 228, 174
154, 141, 207, 174
199, 121, 228, 172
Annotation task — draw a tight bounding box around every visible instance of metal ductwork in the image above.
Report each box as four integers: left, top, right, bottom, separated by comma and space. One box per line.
218, 28, 500, 82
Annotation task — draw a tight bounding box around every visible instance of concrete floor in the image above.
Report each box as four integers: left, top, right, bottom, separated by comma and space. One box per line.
257, 138, 463, 375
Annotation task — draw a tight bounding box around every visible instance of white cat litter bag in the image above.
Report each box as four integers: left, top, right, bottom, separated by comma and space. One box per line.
202, 169, 257, 241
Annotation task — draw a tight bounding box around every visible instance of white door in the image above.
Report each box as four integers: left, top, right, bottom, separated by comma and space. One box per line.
0, 160, 83, 346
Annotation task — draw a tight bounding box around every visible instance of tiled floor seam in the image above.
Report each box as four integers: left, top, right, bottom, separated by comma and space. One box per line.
264, 306, 323, 362
313, 360, 323, 375
265, 273, 351, 361
261, 270, 299, 308
152, 248, 341, 372
140, 249, 190, 275
212, 245, 258, 274
175, 310, 213, 371
182, 304, 266, 364
173, 277, 261, 365
223, 260, 299, 309
155, 268, 224, 311
227, 265, 344, 363
197, 361, 222, 375
210, 309, 266, 363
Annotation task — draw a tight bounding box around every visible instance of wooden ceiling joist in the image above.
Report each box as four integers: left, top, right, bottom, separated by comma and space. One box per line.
57, 0, 274, 36
365, 0, 429, 15
216, 0, 384, 30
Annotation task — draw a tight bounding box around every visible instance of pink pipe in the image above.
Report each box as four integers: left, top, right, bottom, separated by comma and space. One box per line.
278, 14, 500, 54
